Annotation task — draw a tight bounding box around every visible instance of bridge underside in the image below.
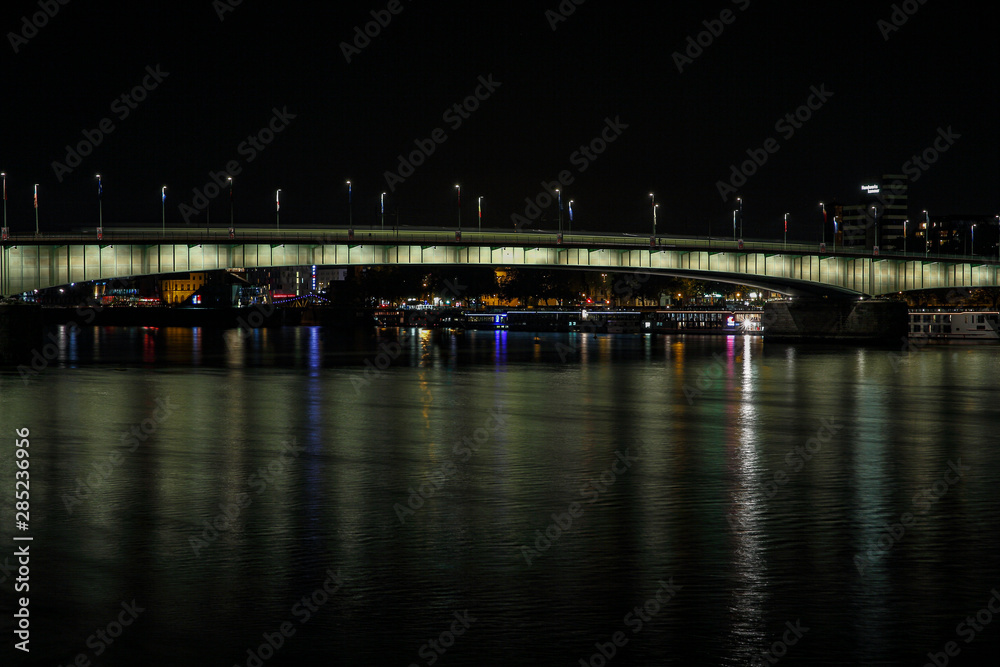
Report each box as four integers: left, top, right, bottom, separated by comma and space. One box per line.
3, 241, 999, 297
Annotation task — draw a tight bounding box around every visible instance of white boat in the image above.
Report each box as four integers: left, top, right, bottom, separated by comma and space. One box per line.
909, 310, 1000, 340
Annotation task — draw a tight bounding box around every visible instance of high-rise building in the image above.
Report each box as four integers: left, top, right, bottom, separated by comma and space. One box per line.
840, 175, 909, 251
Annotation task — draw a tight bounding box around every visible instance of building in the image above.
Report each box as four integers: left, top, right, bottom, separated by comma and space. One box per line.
924, 214, 998, 256
159, 273, 208, 305
245, 266, 348, 297
840, 175, 909, 251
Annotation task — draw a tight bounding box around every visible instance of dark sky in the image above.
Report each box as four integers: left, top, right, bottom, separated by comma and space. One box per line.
3, 0, 997, 240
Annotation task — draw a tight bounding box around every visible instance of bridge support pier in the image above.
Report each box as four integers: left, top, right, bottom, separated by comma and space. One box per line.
0, 303, 43, 366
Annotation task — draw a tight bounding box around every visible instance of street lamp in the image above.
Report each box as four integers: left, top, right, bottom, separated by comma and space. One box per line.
455, 184, 461, 230
732, 209, 737, 242
228, 176, 234, 229
478, 196, 483, 232
276, 189, 281, 230
784, 212, 789, 249
737, 197, 743, 239
96, 174, 103, 229
568, 200, 574, 232
903, 219, 908, 255
33, 184, 39, 234
649, 193, 655, 236
346, 180, 353, 228
871, 205, 879, 251
923, 210, 930, 256
162, 186, 167, 233
970, 223, 976, 256
556, 189, 562, 234
820, 202, 826, 248
1, 172, 6, 234
380, 192, 386, 230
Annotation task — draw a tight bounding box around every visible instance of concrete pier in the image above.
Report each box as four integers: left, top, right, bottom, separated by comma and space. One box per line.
763, 298, 908, 343
0, 303, 43, 365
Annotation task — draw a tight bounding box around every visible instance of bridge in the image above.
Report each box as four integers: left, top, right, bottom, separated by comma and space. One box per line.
3, 227, 999, 297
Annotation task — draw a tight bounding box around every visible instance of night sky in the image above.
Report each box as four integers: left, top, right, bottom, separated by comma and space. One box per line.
3, 0, 997, 240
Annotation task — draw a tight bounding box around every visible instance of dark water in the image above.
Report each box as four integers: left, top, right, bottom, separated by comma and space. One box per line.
2, 325, 999, 666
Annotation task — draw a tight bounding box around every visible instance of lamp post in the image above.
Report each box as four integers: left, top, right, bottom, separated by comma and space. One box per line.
872, 205, 879, 251
784, 212, 789, 250
649, 193, 655, 236
1, 172, 6, 234
96, 174, 103, 229
556, 189, 562, 234
455, 184, 461, 230
737, 197, 743, 239
346, 180, 352, 228
732, 209, 737, 242
162, 186, 167, 233
923, 209, 930, 256
33, 184, 38, 234
904, 219, 908, 255
820, 202, 826, 248
478, 196, 483, 231
380, 192, 386, 230
970, 223, 976, 256
228, 177, 234, 229
833, 214, 838, 253
568, 200, 574, 232
276, 189, 281, 230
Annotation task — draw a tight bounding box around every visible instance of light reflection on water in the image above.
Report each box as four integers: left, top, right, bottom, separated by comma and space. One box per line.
1, 325, 999, 665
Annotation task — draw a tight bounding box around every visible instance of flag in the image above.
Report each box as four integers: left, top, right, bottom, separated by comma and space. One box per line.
33, 185, 37, 209
98, 180, 102, 199
162, 189, 166, 204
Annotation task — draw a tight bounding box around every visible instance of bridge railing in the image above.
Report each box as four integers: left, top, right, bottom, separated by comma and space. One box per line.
3, 228, 997, 265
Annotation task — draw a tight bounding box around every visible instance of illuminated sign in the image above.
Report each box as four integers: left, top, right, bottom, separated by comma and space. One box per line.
861, 184, 881, 194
